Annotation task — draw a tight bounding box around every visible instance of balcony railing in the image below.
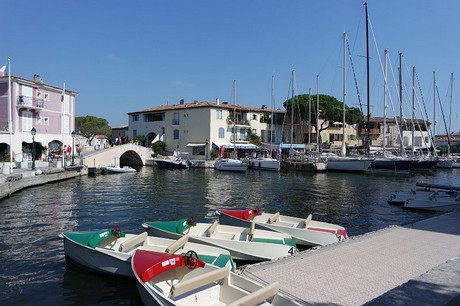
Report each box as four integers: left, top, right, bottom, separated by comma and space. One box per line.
17, 96, 44, 109
226, 117, 250, 126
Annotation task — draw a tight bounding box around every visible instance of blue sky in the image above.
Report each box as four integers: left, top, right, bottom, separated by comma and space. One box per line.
3, 0, 460, 133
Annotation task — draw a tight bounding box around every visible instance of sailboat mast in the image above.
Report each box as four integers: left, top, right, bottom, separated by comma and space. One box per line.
271, 75, 275, 155
308, 88, 312, 151
398, 52, 405, 156
448, 72, 453, 156
342, 32, 347, 156
233, 79, 237, 158
291, 70, 295, 150
383, 49, 388, 155
411, 66, 415, 158
432, 71, 437, 157
316, 75, 320, 153
365, 2, 370, 156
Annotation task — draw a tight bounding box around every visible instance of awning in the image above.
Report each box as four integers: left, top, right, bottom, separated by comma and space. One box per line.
212, 141, 258, 150
186, 143, 206, 147
279, 143, 306, 149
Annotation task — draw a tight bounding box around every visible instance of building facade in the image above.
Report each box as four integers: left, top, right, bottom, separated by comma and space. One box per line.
127, 99, 284, 159
0, 74, 77, 171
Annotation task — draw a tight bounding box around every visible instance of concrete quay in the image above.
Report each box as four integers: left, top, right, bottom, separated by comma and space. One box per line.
240, 211, 460, 306
0, 166, 88, 200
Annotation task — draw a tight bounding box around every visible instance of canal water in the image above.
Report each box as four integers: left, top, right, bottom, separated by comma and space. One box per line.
1, 167, 459, 305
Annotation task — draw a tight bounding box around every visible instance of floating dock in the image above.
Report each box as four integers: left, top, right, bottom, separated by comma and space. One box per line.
240, 211, 460, 305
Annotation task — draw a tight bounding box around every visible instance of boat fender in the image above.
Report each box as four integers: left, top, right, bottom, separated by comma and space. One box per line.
267, 212, 280, 224
248, 221, 255, 241
165, 235, 189, 254
227, 281, 279, 306
207, 221, 219, 237
170, 267, 229, 298
303, 214, 313, 228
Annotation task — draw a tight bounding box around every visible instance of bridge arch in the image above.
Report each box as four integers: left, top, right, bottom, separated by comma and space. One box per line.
81, 143, 152, 168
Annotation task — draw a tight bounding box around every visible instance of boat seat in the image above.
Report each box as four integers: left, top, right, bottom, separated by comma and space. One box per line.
170, 267, 229, 298
165, 235, 189, 254
267, 212, 280, 224
303, 214, 313, 228
227, 281, 279, 306
248, 221, 255, 241
207, 221, 219, 237
118, 232, 148, 252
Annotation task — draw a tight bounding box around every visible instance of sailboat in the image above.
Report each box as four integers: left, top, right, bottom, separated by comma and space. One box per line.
361, 5, 411, 175
213, 80, 248, 172
325, 32, 373, 172
280, 71, 327, 172
249, 75, 280, 171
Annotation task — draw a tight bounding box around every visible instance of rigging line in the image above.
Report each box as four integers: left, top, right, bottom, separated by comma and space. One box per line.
346, 40, 364, 115
414, 69, 435, 150
385, 51, 405, 142
317, 33, 343, 77
436, 84, 450, 148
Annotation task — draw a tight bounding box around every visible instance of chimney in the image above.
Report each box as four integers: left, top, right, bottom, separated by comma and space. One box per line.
34, 74, 43, 84
216, 98, 220, 105
179, 99, 185, 105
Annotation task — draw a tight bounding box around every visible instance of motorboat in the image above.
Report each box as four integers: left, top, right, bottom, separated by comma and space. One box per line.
403, 191, 460, 211
101, 165, 137, 173
132, 249, 302, 306
213, 158, 248, 172
154, 156, 191, 169
142, 218, 298, 261
217, 208, 347, 247
59, 227, 235, 277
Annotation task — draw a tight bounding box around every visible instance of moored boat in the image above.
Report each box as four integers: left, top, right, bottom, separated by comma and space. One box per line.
213, 158, 248, 172
101, 166, 137, 173
142, 218, 298, 261
132, 249, 302, 306
217, 208, 347, 247
59, 227, 235, 277
403, 192, 460, 212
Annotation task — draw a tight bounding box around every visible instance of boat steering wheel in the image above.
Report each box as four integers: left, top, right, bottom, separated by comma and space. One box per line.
112, 225, 122, 238
184, 250, 199, 269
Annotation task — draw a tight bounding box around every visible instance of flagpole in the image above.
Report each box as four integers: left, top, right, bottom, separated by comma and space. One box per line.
7, 57, 13, 174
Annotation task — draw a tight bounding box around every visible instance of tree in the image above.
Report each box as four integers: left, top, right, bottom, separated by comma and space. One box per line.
283, 94, 363, 142
151, 140, 166, 157
245, 128, 262, 146
75, 116, 112, 144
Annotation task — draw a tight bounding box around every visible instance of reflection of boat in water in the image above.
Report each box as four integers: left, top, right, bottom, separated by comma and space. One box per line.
101, 166, 137, 174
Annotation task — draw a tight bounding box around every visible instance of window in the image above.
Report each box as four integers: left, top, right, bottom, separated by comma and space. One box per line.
240, 128, 246, 141
173, 129, 179, 139
132, 114, 139, 122
216, 110, 222, 119
172, 112, 180, 125
44, 93, 49, 101
252, 114, 257, 120
22, 111, 33, 132
133, 129, 137, 137
43, 117, 49, 126
146, 113, 165, 122
218, 127, 225, 138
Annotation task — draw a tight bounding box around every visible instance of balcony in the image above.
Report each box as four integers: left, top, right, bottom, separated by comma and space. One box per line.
226, 117, 250, 126
16, 96, 44, 111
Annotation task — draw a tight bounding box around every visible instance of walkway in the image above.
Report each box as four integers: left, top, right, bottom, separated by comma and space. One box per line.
240, 211, 460, 305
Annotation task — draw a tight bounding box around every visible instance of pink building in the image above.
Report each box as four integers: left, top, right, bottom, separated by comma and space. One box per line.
0, 73, 78, 171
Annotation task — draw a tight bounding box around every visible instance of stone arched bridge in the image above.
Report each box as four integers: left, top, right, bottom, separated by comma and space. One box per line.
81, 143, 153, 168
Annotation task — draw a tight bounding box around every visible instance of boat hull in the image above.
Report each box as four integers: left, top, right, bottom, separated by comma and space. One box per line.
213, 159, 248, 172
369, 159, 411, 175
403, 198, 460, 212
326, 158, 372, 172
217, 210, 346, 247
281, 159, 327, 172
142, 221, 297, 261
248, 158, 280, 171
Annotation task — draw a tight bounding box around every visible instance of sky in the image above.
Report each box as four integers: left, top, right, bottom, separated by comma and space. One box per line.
3, 0, 460, 133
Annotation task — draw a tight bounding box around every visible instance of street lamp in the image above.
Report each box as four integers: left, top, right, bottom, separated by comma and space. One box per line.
71, 131, 76, 166
31, 127, 36, 170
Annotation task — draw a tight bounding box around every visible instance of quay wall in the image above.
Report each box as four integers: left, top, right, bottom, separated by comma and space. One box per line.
0, 168, 88, 200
